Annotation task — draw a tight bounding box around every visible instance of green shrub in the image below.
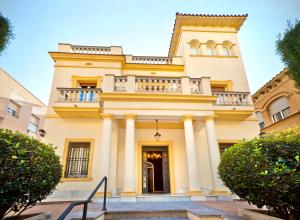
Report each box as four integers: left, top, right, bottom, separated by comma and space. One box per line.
0, 129, 62, 218
0, 13, 13, 55
218, 127, 300, 220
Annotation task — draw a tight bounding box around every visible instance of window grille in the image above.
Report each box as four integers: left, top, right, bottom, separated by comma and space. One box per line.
65, 142, 90, 178
27, 115, 39, 133
272, 107, 290, 123
219, 143, 235, 154
259, 122, 265, 130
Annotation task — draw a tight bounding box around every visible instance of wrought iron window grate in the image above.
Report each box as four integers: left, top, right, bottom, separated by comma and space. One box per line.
65, 142, 90, 178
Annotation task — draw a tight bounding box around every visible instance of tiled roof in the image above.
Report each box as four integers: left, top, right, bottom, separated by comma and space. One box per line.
168, 13, 248, 57
175, 12, 248, 18
252, 68, 289, 99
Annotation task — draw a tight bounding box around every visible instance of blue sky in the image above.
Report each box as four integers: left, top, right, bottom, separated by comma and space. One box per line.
0, 0, 299, 104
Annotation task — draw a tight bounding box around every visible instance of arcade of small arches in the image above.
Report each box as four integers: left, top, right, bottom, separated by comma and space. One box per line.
189, 39, 235, 57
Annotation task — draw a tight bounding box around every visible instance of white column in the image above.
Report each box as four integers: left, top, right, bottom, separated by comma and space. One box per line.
204, 116, 227, 194
121, 114, 136, 196
109, 120, 119, 195
99, 114, 113, 193
182, 116, 202, 195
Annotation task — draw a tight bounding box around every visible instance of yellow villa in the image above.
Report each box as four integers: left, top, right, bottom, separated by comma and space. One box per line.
43, 13, 259, 202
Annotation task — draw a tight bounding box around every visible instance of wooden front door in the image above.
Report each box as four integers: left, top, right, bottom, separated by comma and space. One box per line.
142, 146, 170, 194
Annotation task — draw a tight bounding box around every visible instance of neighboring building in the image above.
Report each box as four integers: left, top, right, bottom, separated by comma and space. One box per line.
252, 68, 300, 133
43, 13, 259, 201
0, 68, 47, 138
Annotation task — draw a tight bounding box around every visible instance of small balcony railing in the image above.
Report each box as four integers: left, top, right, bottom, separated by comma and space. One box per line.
135, 77, 181, 93
114, 76, 127, 92
190, 78, 202, 94
213, 91, 250, 105
71, 46, 111, 54
56, 88, 102, 102
131, 56, 172, 64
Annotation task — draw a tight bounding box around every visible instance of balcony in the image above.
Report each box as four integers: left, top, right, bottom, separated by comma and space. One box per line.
52, 75, 252, 119
114, 76, 203, 94
53, 88, 103, 118
56, 44, 184, 65
70, 45, 111, 55
131, 56, 172, 64
56, 88, 102, 103
213, 91, 251, 106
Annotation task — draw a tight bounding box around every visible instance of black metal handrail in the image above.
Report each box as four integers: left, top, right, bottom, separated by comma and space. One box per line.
57, 176, 108, 220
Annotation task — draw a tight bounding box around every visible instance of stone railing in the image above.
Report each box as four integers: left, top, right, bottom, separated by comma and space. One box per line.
213, 91, 250, 105
131, 56, 172, 64
114, 76, 128, 92
56, 88, 102, 102
190, 78, 202, 94
135, 77, 181, 93
71, 45, 111, 54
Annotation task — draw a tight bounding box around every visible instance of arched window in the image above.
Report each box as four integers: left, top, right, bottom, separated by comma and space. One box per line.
190, 46, 198, 55
206, 45, 214, 56
206, 40, 216, 56
222, 47, 230, 56
222, 41, 233, 56
255, 112, 265, 129
268, 97, 290, 123
189, 39, 200, 55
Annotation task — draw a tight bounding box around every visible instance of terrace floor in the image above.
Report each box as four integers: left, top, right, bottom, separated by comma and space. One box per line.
16, 200, 258, 219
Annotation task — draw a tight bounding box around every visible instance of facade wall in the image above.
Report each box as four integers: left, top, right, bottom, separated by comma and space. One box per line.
0, 68, 46, 137
253, 71, 300, 132
43, 14, 259, 200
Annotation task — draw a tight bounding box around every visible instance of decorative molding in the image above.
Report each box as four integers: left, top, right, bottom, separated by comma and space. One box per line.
102, 113, 114, 119
101, 92, 217, 103
190, 55, 238, 58
124, 114, 137, 120
118, 121, 183, 129
123, 63, 184, 72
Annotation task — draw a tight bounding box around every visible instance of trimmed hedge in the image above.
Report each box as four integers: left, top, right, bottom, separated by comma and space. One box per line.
218, 127, 300, 220
0, 129, 62, 218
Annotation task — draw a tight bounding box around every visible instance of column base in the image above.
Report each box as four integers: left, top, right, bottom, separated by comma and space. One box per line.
120, 191, 137, 197
209, 190, 231, 196
186, 190, 204, 196
95, 191, 112, 197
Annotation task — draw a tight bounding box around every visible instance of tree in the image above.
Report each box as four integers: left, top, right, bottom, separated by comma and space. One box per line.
218, 127, 300, 220
0, 129, 62, 218
276, 20, 300, 89
0, 13, 13, 55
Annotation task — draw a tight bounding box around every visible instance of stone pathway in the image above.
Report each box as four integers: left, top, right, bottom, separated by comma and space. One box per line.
84, 201, 243, 220
20, 200, 253, 219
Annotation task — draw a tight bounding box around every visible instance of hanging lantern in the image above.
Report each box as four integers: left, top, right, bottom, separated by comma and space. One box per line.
154, 119, 161, 141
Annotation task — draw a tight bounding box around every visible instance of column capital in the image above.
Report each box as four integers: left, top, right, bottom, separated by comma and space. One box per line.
124, 114, 136, 120
102, 113, 115, 119
181, 115, 195, 121
203, 115, 217, 121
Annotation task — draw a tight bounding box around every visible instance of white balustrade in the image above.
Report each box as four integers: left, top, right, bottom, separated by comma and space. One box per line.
114, 77, 127, 92
135, 77, 181, 93
71, 46, 111, 54
213, 92, 250, 105
57, 88, 102, 102
131, 56, 172, 64
190, 78, 202, 94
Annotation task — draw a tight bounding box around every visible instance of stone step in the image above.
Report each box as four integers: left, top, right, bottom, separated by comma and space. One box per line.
136, 195, 191, 202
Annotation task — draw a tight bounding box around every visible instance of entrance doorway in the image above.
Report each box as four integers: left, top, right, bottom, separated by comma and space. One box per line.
142, 146, 170, 194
